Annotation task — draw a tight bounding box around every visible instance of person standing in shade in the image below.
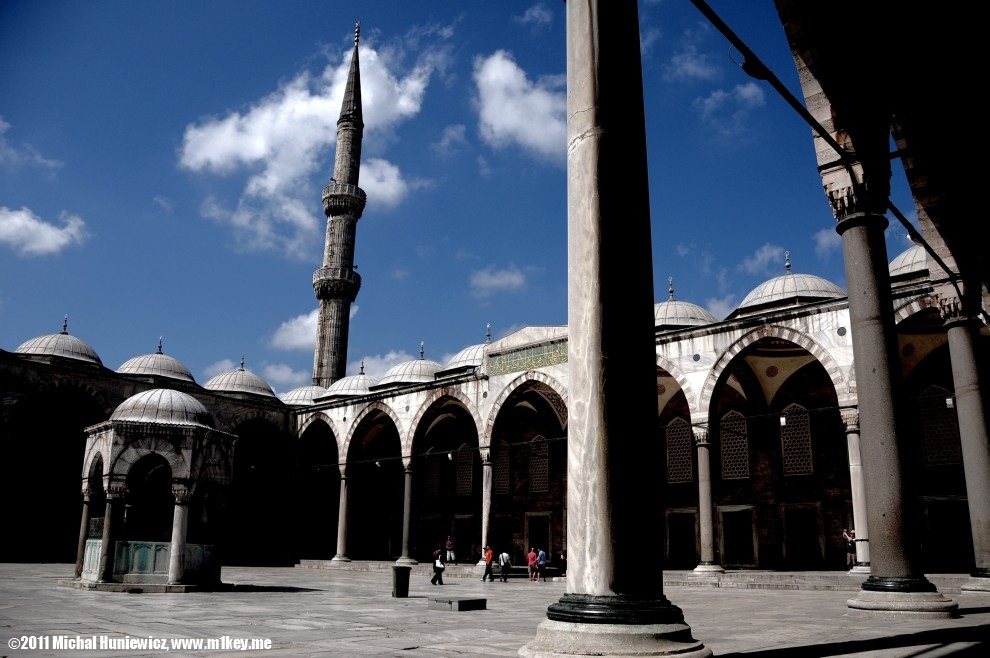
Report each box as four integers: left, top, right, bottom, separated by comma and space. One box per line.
536, 547, 547, 581
527, 547, 538, 581
842, 529, 857, 567
481, 545, 495, 582
445, 535, 456, 565
430, 547, 445, 585
498, 548, 512, 582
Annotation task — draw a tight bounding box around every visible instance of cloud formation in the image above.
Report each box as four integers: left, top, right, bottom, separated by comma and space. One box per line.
271, 309, 319, 351
693, 82, 766, 136
0, 207, 88, 257
0, 117, 63, 171
470, 263, 526, 297
473, 51, 565, 163
514, 4, 554, 28
739, 243, 785, 275
349, 349, 414, 380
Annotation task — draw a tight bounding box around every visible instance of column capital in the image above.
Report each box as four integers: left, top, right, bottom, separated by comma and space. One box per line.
840, 407, 860, 432
172, 486, 193, 504
692, 426, 710, 447
938, 295, 981, 329
105, 485, 126, 500
835, 210, 889, 236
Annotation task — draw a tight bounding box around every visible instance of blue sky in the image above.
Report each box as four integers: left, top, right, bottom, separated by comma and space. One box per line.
0, 0, 916, 395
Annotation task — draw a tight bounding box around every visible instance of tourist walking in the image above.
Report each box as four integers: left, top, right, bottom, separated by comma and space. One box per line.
527, 547, 538, 581
498, 549, 512, 582
481, 545, 495, 581
431, 547, 445, 585
536, 547, 547, 581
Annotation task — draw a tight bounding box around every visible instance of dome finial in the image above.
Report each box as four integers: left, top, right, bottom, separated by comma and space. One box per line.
62, 315, 69, 334
785, 251, 791, 273
354, 21, 360, 45
360, 360, 365, 375
668, 276, 675, 301
486, 323, 491, 344
157, 337, 163, 354
420, 341, 425, 360
240, 355, 245, 370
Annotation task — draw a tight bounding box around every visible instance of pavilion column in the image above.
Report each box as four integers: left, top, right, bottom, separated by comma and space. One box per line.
941, 301, 990, 592
841, 408, 870, 572
98, 486, 125, 583
693, 427, 722, 574
396, 461, 417, 565
74, 488, 93, 579
521, 1, 709, 654
479, 448, 492, 565
838, 211, 955, 616
167, 486, 192, 585
331, 472, 350, 563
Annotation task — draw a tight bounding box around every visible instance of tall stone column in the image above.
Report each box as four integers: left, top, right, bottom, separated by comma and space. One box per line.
98, 486, 124, 583
521, 2, 709, 655
692, 427, 722, 574
74, 488, 92, 579
331, 472, 350, 563
167, 486, 192, 585
480, 448, 492, 565
941, 301, 990, 592
838, 211, 955, 616
396, 461, 417, 565
841, 408, 870, 572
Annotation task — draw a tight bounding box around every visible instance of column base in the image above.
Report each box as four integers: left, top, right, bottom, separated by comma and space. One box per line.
330, 555, 351, 564
848, 564, 871, 575
519, 618, 711, 658
395, 556, 418, 566
961, 571, 990, 593
848, 590, 957, 618
692, 562, 724, 574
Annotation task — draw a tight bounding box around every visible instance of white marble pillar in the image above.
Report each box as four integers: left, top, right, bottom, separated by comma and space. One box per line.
693, 427, 722, 574
331, 472, 350, 563
98, 486, 124, 583
841, 408, 871, 572
167, 487, 191, 585
74, 488, 93, 579
521, 1, 709, 655
479, 448, 492, 566
396, 462, 417, 565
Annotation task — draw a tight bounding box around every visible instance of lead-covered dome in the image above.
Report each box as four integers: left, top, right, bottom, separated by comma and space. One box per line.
117, 339, 195, 383
889, 244, 928, 279
445, 343, 486, 371
111, 388, 213, 427
15, 318, 102, 365
732, 255, 844, 318
319, 365, 379, 399
204, 358, 277, 399
280, 385, 328, 406
654, 279, 718, 329
374, 344, 441, 388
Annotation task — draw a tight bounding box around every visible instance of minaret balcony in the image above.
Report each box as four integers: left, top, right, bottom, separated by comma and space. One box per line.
313, 267, 362, 300
322, 183, 367, 217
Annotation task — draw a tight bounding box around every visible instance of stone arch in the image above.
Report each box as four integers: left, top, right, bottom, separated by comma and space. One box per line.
484, 370, 568, 446
657, 354, 694, 406
894, 294, 940, 325
109, 433, 188, 482
698, 325, 847, 416
342, 401, 404, 468
408, 387, 483, 456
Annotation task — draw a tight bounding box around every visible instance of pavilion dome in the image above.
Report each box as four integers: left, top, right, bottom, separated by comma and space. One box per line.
654, 279, 718, 328
889, 244, 928, 278
111, 388, 214, 427
445, 343, 486, 370
319, 367, 379, 399
733, 255, 844, 317
117, 340, 195, 383
15, 318, 102, 366
204, 358, 277, 399
280, 385, 328, 406
375, 344, 442, 387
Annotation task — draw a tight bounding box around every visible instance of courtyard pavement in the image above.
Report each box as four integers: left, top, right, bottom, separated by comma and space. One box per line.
1, 562, 988, 657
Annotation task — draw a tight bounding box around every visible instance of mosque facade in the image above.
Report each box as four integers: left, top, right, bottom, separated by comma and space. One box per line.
1, 12, 986, 587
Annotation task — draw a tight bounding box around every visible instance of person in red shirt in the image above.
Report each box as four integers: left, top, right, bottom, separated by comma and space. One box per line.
527, 547, 538, 581
481, 546, 495, 582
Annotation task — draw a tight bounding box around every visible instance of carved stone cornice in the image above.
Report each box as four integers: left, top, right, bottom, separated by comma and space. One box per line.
313, 268, 361, 301
322, 183, 367, 218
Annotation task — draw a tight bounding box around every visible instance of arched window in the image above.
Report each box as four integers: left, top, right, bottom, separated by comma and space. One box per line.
666, 418, 693, 483
720, 411, 749, 480
493, 440, 510, 494
455, 443, 473, 495
918, 385, 962, 465
780, 403, 813, 475
529, 435, 549, 493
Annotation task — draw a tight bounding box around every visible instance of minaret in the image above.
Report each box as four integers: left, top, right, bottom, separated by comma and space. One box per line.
313, 22, 366, 387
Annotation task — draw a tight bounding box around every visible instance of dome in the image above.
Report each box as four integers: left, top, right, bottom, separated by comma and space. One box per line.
15, 318, 102, 365
445, 343, 486, 370
654, 279, 718, 328
734, 256, 844, 317
204, 358, 277, 399
111, 388, 213, 427
280, 385, 328, 406
319, 367, 379, 399
375, 344, 441, 387
889, 244, 928, 278
117, 340, 195, 383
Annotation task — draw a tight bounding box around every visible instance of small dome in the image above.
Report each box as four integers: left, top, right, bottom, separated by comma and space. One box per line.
280, 385, 328, 406
117, 340, 195, 383
445, 343, 486, 370
654, 279, 718, 328
15, 318, 102, 365
204, 358, 277, 399
889, 244, 928, 278
733, 255, 843, 317
375, 344, 441, 387
320, 367, 379, 399
111, 388, 213, 427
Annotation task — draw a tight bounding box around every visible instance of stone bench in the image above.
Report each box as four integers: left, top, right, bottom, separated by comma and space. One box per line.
428, 597, 487, 612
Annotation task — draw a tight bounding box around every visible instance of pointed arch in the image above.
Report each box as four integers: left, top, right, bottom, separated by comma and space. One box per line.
408, 387, 483, 456
484, 371, 568, 446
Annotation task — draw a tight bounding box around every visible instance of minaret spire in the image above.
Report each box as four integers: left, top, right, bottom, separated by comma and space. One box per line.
312, 22, 367, 387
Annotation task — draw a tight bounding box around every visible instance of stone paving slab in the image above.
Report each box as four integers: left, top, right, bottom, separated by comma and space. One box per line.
1, 563, 988, 657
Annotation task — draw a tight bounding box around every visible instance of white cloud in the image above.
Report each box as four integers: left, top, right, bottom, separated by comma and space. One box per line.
202, 358, 236, 380
0, 117, 63, 170
349, 349, 414, 380
706, 295, 735, 321
470, 263, 527, 297
739, 243, 785, 275
262, 362, 310, 388
473, 51, 565, 163
271, 309, 318, 351
693, 82, 766, 136
515, 4, 553, 28
152, 195, 173, 212
433, 124, 468, 156
664, 44, 720, 82
0, 207, 88, 257
813, 227, 842, 259
180, 37, 444, 259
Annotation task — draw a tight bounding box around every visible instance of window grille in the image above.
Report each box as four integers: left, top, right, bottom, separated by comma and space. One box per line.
919, 386, 962, 465
493, 440, 509, 494
529, 435, 549, 493
720, 411, 749, 479
780, 404, 813, 475
666, 418, 693, 483
424, 451, 440, 497
456, 444, 473, 495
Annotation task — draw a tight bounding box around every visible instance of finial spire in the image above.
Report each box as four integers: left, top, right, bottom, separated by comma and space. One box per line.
240, 355, 245, 370
360, 360, 365, 375
61, 315, 68, 334
785, 251, 791, 273
486, 323, 491, 344
157, 337, 163, 354
668, 276, 675, 301
354, 21, 360, 45
420, 341, 425, 359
